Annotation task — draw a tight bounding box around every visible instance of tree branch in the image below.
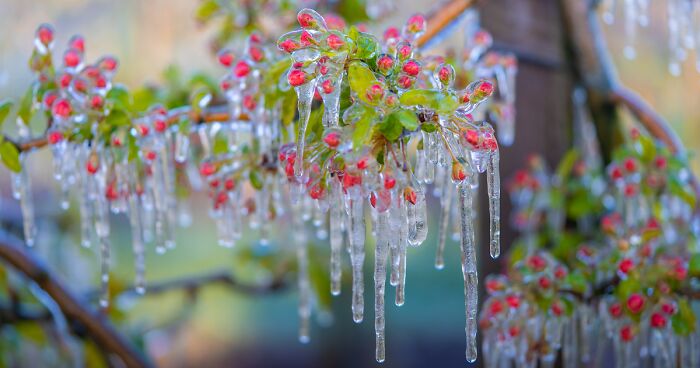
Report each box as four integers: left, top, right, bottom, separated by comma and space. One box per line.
0, 231, 152, 368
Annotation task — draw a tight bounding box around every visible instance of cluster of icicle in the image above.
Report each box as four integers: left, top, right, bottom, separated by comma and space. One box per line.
480, 91, 700, 368
21, 24, 189, 307
601, 0, 700, 76
10, 11, 511, 363
461, 9, 518, 147
271, 9, 505, 363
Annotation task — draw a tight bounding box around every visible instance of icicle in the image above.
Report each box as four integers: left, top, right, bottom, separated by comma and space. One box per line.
406, 186, 428, 247
436, 171, 453, 269
347, 198, 365, 323
16, 154, 36, 247
127, 166, 146, 294
329, 180, 344, 295
320, 72, 344, 127
374, 211, 389, 363
293, 77, 317, 178
295, 212, 311, 343
487, 149, 500, 258
623, 0, 638, 59
174, 131, 189, 163
458, 183, 478, 363
395, 199, 408, 306
95, 166, 112, 308
388, 193, 401, 286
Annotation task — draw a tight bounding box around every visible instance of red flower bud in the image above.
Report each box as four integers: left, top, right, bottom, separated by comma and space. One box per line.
609, 302, 623, 318
200, 162, 216, 177
326, 34, 344, 50
217, 49, 235, 67
618, 258, 634, 274
288, 69, 307, 87
233, 61, 250, 78
620, 325, 634, 342
650, 313, 667, 329
52, 99, 72, 119
383, 175, 396, 190
48, 131, 64, 145
63, 49, 81, 68
402, 60, 421, 76
323, 131, 341, 149
626, 293, 645, 314
279, 38, 300, 53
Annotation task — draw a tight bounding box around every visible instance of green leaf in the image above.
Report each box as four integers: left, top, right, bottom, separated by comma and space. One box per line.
353, 114, 374, 150
672, 299, 696, 336
399, 89, 460, 114
249, 170, 263, 190
0, 141, 21, 173
636, 134, 656, 163
348, 26, 378, 59
105, 108, 131, 127
106, 85, 131, 110
0, 100, 12, 123
421, 123, 438, 133
347, 61, 379, 105
378, 109, 418, 142
669, 177, 696, 209
190, 87, 213, 114
563, 271, 588, 294
555, 149, 579, 183
689, 253, 700, 277
131, 87, 159, 112
195, 0, 220, 23
212, 131, 228, 155
17, 86, 34, 125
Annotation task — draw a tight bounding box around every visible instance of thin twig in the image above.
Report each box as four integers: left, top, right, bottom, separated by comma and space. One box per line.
0, 231, 152, 368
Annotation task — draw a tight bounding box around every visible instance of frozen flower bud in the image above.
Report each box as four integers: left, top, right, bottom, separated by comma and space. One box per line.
321, 79, 334, 94
397, 74, 414, 89
384, 92, 399, 107
90, 95, 104, 109
626, 293, 645, 314
297, 8, 327, 31
620, 325, 634, 342
300, 30, 316, 47
451, 160, 467, 182
233, 61, 251, 78
435, 63, 455, 88
249, 45, 265, 62
199, 162, 216, 177
383, 174, 396, 189
403, 187, 417, 205
279, 38, 301, 53
35, 24, 55, 53
98, 56, 118, 74
86, 153, 100, 174
63, 48, 82, 68
365, 83, 385, 102
52, 98, 72, 119
383, 26, 400, 42
473, 30, 493, 47
650, 313, 667, 329
288, 69, 307, 87
325, 33, 345, 50
48, 131, 64, 145
217, 49, 235, 67
402, 59, 421, 76
323, 130, 341, 149
68, 35, 85, 53
43, 91, 58, 109
324, 13, 346, 30
403, 14, 427, 38
376, 54, 394, 74
396, 41, 413, 61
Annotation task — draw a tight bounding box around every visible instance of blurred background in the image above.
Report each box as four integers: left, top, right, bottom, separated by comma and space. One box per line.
0, 0, 698, 367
